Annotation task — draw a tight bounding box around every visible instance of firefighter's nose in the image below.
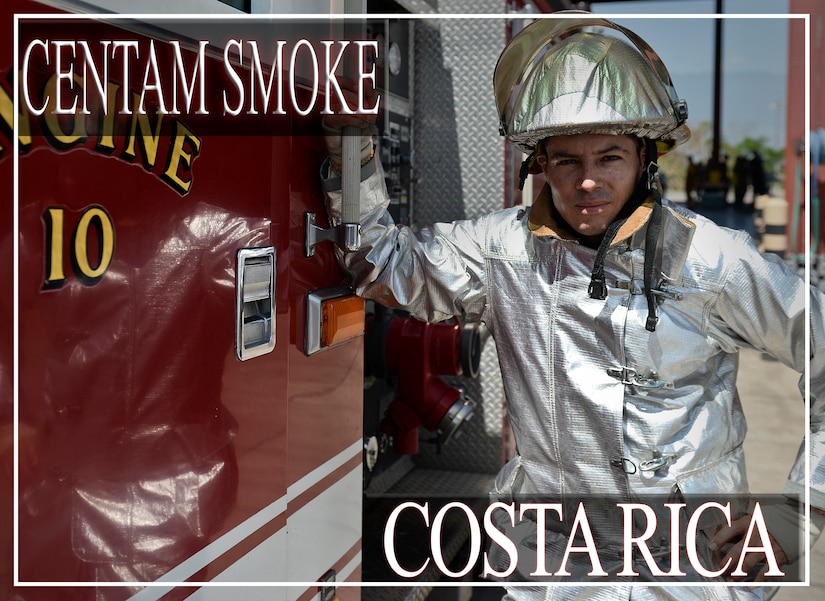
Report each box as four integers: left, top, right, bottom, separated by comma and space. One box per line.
579, 177, 599, 192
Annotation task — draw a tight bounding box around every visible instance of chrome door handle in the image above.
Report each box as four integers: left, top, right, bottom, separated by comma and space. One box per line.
235, 247, 276, 361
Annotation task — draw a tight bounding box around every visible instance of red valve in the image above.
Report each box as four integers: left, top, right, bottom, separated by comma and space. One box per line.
378, 318, 475, 455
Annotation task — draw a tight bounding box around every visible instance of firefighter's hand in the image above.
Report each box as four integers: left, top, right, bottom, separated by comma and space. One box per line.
322, 122, 375, 175
323, 75, 379, 130
709, 511, 789, 581
322, 76, 377, 174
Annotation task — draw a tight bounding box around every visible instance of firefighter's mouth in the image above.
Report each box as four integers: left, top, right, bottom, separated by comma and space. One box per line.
576, 201, 611, 215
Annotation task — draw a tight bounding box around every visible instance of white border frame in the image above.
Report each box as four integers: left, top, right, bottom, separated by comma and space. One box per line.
12, 10, 811, 591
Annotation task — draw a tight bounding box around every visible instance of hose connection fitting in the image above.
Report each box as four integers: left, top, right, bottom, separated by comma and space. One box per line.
368, 315, 480, 455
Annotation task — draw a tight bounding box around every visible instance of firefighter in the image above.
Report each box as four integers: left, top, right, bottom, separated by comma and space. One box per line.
321, 14, 824, 599
733, 154, 751, 211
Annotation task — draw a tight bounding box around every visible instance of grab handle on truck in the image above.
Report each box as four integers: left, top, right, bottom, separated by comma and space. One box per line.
304, 2, 363, 258
339, 125, 362, 252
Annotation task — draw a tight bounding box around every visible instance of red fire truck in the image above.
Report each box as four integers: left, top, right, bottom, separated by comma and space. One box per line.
1, 1, 501, 599
1, 1, 362, 600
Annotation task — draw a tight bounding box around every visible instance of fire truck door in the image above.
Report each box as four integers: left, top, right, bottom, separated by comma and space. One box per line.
5, 8, 294, 599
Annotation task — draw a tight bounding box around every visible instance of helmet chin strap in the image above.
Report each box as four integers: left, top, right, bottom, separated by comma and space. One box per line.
645, 139, 663, 202
642, 138, 663, 331
518, 152, 534, 191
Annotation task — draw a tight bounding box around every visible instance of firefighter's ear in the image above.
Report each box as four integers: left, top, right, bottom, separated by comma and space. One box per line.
534, 152, 547, 174
532, 140, 547, 174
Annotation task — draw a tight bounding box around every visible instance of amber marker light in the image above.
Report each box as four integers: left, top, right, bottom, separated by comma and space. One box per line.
321, 295, 365, 347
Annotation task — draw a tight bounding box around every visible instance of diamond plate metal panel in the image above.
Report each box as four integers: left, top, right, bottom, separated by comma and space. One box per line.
412, 5, 507, 223
410, 1, 510, 474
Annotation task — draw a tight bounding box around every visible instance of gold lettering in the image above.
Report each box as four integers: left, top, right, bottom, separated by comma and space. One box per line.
0, 84, 11, 155
72, 206, 115, 284
41, 73, 88, 148
162, 120, 201, 194
43, 207, 66, 288
95, 81, 120, 154
0, 79, 33, 154
122, 91, 163, 168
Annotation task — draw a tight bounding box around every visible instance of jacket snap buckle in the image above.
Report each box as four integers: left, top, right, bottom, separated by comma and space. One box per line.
607, 366, 637, 384
610, 458, 637, 474
607, 367, 671, 389
651, 284, 684, 301
615, 280, 684, 301
639, 453, 677, 472
615, 279, 645, 295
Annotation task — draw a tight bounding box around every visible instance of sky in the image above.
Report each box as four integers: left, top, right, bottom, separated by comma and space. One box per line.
588, 0, 795, 150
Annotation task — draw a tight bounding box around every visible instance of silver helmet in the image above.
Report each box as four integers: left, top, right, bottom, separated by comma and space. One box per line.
494, 14, 690, 155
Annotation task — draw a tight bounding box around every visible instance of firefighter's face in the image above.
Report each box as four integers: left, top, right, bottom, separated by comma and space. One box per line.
537, 134, 645, 245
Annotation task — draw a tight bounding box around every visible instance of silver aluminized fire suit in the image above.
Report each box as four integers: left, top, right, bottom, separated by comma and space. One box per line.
322, 157, 825, 600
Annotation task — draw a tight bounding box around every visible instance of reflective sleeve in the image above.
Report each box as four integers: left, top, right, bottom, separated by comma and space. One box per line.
708, 237, 825, 512
321, 156, 489, 324
785, 287, 825, 513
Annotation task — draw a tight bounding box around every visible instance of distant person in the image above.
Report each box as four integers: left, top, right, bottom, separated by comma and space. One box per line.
733, 154, 751, 212
751, 151, 769, 197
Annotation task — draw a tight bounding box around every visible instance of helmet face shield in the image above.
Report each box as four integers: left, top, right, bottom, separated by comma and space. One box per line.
495, 16, 690, 154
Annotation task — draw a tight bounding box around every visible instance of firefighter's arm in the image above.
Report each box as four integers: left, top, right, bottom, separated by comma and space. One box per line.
322, 76, 378, 174
321, 152, 488, 324
712, 240, 825, 509
321, 121, 489, 324
754, 280, 825, 577
710, 239, 825, 566
773, 287, 825, 566
781, 284, 825, 543
708, 309, 825, 581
